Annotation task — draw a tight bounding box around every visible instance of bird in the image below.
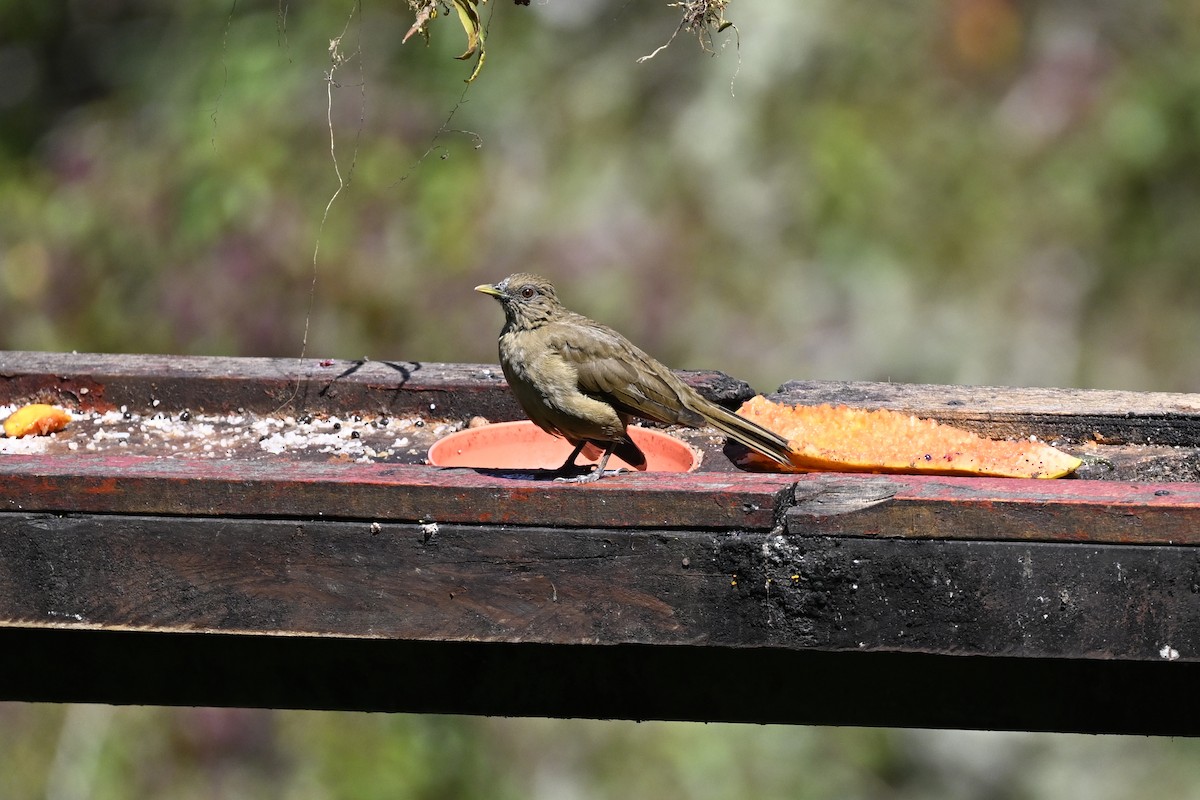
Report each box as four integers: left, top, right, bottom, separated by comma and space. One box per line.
475, 273, 793, 482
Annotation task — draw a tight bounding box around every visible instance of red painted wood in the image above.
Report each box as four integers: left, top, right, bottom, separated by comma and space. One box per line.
0, 454, 795, 530
4, 351, 1199, 542
7, 353, 1200, 733
5, 452, 1200, 542
796, 472, 1200, 505
787, 472, 1200, 545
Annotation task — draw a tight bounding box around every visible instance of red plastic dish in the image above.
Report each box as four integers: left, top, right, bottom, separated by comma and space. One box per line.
428, 421, 698, 473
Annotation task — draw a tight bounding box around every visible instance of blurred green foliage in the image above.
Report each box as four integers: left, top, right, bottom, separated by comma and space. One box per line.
4, 1, 1200, 797
8, 704, 1200, 800
2, 0, 1198, 392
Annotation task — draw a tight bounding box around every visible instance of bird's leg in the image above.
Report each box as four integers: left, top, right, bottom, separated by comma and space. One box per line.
591, 444, 615, 476
550, 440, 596, 481
554, 442, 623, 483
557, 440, 588, 472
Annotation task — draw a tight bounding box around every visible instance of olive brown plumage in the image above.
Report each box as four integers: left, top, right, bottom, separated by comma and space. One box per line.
475, 273, 793, 482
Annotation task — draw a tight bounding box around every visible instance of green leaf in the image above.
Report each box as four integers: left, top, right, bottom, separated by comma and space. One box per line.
451, 0, 487, 82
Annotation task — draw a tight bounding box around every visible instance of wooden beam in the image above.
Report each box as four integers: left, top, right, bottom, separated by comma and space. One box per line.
0, 351, 758, 418
775, 380, 1200, 445
4, 351, 1200, 733
4, 627, 1200, 735
4, 455, 1198, 544
2, 512, 1197, 662
0, 455, 793, 530
788, 473, 1200, 545
4, 511, 1200, 733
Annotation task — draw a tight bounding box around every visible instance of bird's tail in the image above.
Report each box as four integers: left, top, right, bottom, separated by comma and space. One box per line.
612, 437, 648, 470
581, 438, 648, 470
700, 402, 793, 467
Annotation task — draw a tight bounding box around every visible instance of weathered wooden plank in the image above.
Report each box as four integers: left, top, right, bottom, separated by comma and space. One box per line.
0, 454, 793, 530
4, 351, 1200, 735
0, 351, 758, 418
0, 514, 722, 643
1080, 443, 1200, 483
5, 627, 1200, 735
4, 455, 1198, 544
2, 513, 1197, 664
729, 533, 1200, 663
0, 352, 517, 419
8, 351, 1200, 483
786, 473, 1200, 545
774, 380, 1200, 445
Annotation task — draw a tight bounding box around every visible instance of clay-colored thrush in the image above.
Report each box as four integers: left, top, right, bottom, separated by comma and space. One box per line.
475, 273, 792, 481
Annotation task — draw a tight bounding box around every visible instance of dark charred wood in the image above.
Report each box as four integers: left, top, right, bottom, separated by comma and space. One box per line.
3, 511, 1200, 733
0, 351, 756, 419
4, 351, 1200, 733
4, 628, 1200, 735
2, 512, 1196, 663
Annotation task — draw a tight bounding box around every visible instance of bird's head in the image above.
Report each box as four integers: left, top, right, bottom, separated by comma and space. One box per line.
474, 273, 563, 329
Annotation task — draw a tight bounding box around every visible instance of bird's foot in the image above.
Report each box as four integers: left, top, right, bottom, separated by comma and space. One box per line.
553, 472, 599, 484
553, 467, 627, 483
548, 462, 593, 481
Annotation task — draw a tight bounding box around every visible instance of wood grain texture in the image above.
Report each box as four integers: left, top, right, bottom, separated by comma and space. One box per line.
5, 455, 1199, 544
0, 351, 758, 419
4, 352, 1200, 732
774, 380, 1200, 445
0, 514, 721, 644
786, 473, 1200, 545
0, 455, 793, 530
2, 512, 1196, 664
729, 532, 1200, 662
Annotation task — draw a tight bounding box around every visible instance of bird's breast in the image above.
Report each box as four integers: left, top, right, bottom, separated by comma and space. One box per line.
499, 329, 574, 402
498, 329, 625, 441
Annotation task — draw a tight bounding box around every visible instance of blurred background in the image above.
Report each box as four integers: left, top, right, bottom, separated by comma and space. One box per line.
3, 0, 1200, 797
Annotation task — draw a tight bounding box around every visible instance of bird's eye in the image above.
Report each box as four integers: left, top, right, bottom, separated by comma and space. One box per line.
520, 286, 536, 299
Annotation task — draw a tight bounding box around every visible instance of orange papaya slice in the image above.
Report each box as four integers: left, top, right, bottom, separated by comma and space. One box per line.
3, 404, 72, 438
736, 396, 1080, 479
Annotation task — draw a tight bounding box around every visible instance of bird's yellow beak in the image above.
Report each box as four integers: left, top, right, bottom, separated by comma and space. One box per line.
474, 283, 502, 298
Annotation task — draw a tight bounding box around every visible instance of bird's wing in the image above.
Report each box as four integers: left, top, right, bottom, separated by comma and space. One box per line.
547, 317, 707, 427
